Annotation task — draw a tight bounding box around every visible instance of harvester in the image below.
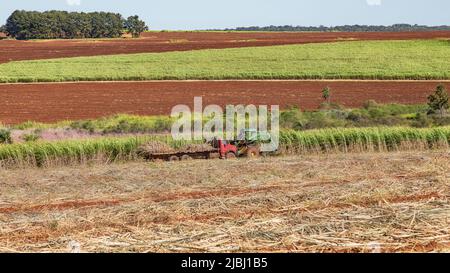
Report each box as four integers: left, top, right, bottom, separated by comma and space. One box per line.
141, 129, 272, 161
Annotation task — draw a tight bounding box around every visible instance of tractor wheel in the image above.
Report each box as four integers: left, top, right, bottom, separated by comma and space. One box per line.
246, 146, 260, 158
168, 155, 180, 161
181, 155, 193, 161
226, 152, 237, 159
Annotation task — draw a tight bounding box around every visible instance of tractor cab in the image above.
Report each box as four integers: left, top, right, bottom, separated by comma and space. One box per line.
237, 129, 272, 144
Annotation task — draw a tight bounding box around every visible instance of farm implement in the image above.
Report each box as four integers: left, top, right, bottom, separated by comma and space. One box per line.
139, 130, 272, 161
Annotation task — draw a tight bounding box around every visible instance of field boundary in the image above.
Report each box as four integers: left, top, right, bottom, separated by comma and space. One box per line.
2, 79, 450, 86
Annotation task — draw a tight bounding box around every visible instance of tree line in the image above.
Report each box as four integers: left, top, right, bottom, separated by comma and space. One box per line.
2, 10, 148, 40
220, 24, 450, 32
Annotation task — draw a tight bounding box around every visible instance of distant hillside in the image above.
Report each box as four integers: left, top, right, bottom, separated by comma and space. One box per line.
218, 24, 450, 32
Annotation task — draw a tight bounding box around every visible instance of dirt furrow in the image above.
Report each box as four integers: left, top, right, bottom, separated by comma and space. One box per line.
1, 80, 447, 124
1, 31, 449, 63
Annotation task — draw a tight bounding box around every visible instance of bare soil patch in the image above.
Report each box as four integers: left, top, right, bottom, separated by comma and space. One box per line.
0, 80, 448, 124
0, 31, 449, 63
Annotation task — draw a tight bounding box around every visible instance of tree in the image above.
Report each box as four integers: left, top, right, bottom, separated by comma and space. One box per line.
322, 87, 331, 104
4, 10, 125, 40
5, 10, 28, 39
427, 84, 449, 117
124, 15, 148, 38
223, 24, 450, 32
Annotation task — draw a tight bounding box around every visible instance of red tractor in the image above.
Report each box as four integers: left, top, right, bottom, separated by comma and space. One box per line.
210, 138, 261, 159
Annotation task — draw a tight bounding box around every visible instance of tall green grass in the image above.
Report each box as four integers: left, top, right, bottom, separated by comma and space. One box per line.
0, 40, 449, 82
280, 126, 450, 153
0, 135, 192, 168
0, 126, 449, 168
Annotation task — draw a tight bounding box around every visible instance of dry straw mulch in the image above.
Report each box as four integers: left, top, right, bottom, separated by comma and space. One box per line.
0, 151, 448, 253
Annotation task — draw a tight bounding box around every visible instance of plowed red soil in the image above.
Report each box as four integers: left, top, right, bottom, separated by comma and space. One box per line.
0, 80, 448, 124
0, 31, 449, 63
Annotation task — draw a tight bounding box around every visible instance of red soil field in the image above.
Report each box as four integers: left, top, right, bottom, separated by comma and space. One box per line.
0, 31, 449, 63
0, 80, 448, 124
